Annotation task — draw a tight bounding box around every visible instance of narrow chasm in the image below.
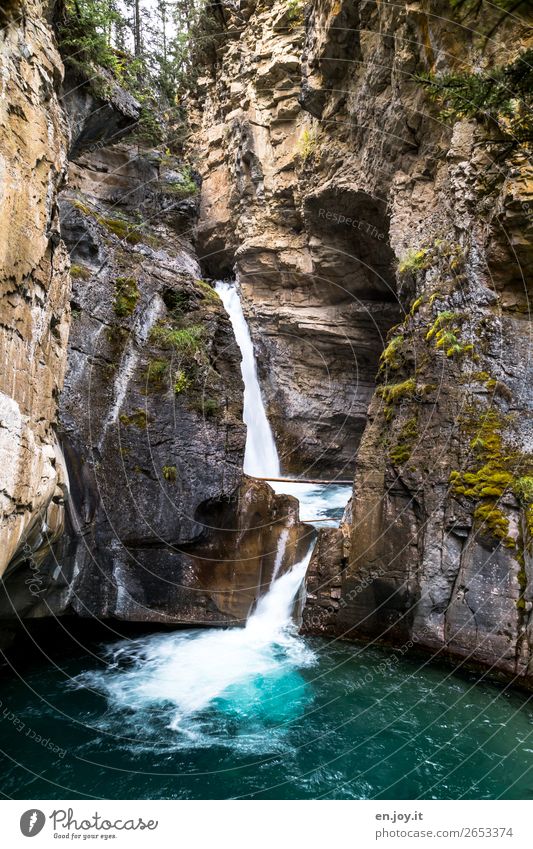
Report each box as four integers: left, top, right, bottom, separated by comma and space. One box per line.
0, 0, 532, 804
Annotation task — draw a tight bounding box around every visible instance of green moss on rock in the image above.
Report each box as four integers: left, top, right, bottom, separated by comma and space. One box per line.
70, 263, 92, 280
114, 277, 139, 317
119, 409, 150, 429
389, 417, 419, 465
162, 465, 177, 482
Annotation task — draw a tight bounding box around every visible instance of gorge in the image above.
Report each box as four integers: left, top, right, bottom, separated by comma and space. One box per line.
0, 0, 532, 800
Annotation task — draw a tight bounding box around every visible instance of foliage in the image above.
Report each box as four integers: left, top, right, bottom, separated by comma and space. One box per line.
162, 464, 177, 482
378, 378, 417, 419
114, 277, 139, 317
99, 215, 143, 244
398, 248, 429, 275
297, 129, 318, 161
417, 49, 533, 147
425, 311, 473, 357
194, 279, 220, 304
165, 166, 198, 198
57, 1, 217, 147
379, 335, 405, 372
59, 1, 125, 78
286, 0, 305, 27
144, 358, 168, 385
119, 409, 149, 428
389, 417, 419, 465
70, 263, 92, 280
150, 322, 205, 355
173, 369, 190, 394
450, 409, 533, 548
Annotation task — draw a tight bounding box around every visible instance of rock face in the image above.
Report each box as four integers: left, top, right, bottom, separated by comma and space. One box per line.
0, 0, 70, 582
0, 8, 311, 630
0, 123, 311, 626
194, 0, 533, 685
190, 0, 401, 477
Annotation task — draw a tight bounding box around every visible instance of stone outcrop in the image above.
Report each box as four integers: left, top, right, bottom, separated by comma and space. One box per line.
0, 0, 70, 582
0, 8, 311, 631
0, 126, 311, 626
194, 0, 533, 685
190, 0, 401, 477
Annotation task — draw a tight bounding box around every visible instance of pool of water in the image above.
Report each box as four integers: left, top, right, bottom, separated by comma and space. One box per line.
1, 626, 531, 800
270, 481, 352, 527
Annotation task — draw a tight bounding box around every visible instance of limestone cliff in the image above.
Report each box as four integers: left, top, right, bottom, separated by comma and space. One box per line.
0, 3, 310, 630
0, 0, 70, 583
46, 140, 309, 626
194, 0, 533, 685
190, 0, 401, 477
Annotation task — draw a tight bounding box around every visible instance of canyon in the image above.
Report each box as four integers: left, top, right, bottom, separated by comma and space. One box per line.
0, 0, 532, 695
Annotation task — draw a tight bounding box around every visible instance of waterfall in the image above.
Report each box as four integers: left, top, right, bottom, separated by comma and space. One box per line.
270, 526, 290, 586
74, 546, 316, 728
215, 281, 280, 477
69, 280, 353, 743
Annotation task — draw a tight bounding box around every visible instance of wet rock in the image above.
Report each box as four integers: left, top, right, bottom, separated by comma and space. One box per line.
0, 0, 70, 581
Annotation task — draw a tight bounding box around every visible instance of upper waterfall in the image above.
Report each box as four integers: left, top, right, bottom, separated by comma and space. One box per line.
215, 281, 281, 478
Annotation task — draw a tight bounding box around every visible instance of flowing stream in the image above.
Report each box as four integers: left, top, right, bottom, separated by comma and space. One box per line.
215, 281, 280, 478
69, 280, 344, 740
1, 282, 531, 800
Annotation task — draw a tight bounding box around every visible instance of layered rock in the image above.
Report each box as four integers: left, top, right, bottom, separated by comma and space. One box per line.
296, 1, 533, 686
190, 0, 401, 477
0, 128, 311, 626
194, 0, 533, 685
0, 0, 70, 582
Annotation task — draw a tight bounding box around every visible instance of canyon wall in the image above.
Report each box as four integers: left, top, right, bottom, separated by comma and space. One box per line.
0, 10, 310, 630
195, 0, 533, 685
0, 0, 70, 586
191, 0, 401, 477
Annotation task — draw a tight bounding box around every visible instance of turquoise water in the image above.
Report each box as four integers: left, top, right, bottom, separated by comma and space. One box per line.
0, 627, 532, 800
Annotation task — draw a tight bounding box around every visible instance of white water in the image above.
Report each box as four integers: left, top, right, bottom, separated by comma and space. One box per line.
74, 548, 315, 734
215, 281, 280, 477
73, 280, 351, 745
270, 526, 290, 585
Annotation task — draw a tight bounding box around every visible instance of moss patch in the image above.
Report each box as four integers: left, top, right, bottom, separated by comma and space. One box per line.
70, 263, 92, 281
398, 248, 429, 275
195, 279, 220, 304
426, 311, 473, 358
449, 409, 533, 548
297, 129, 318, 161
174, 369, 190, 394
144, 358, 169, 387
114, 277, 139, 317
99, 215, 143, 245
150, 323, 205, 356
389, 417, 419, 465
162, 465, 177, 482
379, 334, 405, 373
164, 166, 198, 199
119, 409, 150, 429
378, 378, 417, 419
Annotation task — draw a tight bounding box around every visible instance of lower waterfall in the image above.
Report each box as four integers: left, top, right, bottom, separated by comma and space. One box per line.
71, 279, 346, 742
71, 280, 328, 737
73, 547, 315, 733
